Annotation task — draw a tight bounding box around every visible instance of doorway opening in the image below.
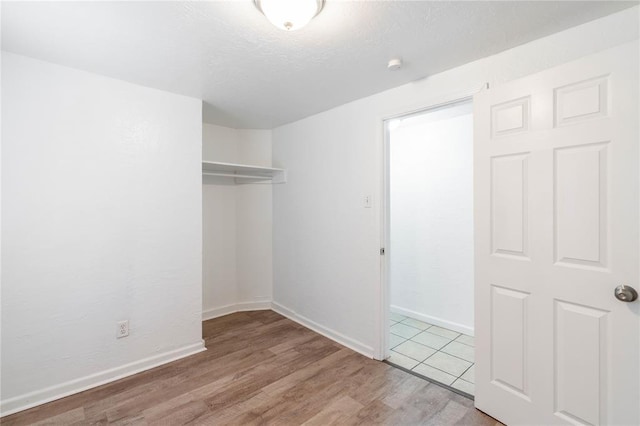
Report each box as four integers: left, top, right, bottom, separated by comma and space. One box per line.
383, 99, 475, 395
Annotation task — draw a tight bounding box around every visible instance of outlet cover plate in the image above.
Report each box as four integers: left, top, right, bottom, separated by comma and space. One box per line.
117, 320, 129, 338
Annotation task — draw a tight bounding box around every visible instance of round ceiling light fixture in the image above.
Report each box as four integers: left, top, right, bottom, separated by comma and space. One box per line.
255, 0, 325, 31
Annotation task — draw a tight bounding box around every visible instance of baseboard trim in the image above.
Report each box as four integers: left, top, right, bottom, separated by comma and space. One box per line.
236, 301, 272, 312
272, 302, 374, 359
391, 305, 474, 336
202, 304, 238, 321
4, 302, 375, 416
0, 340, 206, 417
202, 301, 272, 321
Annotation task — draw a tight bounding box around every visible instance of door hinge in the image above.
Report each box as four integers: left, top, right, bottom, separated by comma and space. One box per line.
380, 248, 385, 255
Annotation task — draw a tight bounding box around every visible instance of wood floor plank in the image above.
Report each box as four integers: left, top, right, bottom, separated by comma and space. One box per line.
141, 392, 195, 423
188, 391, 272, 425
260, 348, 356, 396
423, 399, 476, 426
2, 311, 500, 426
228, 355, 367, 425
381, 374, 430, 409
301, 395, 364, 426
103, 349, 293, 422
145, 399, 209, 425
29, 407, 85, 425
201, 344, 341, 415
396, 379, 463, 423
90, 348, 279, 422
342, 399, 396, 425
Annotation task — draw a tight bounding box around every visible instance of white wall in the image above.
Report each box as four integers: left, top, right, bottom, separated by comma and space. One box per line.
202, 124, 238, 314
389, 103, 474, 335
272, 8, 639, 359
1, 53, 204, 415
202, 124, 273, 319
236, 130, 273, 305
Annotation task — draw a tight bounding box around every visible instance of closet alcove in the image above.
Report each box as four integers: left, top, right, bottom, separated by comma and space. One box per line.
201, 125, 284, 321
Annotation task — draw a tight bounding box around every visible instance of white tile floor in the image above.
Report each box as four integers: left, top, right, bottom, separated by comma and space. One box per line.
388, 313, 475, 395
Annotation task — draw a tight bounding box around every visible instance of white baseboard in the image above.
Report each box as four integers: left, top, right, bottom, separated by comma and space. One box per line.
202, 300, 272, 321
271, 302, 374, 359
3, 301, 375, 417
236, 301, 272, 312
391, 305, 474, 336
0, 340, 206, 417
202, 304, 238, 321
270, 301, 296, 320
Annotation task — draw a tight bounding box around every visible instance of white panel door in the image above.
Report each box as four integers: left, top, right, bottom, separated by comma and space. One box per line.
474, 42, 639, 426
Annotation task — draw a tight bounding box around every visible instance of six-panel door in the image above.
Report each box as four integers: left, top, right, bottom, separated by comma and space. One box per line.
474, 42, 639, 425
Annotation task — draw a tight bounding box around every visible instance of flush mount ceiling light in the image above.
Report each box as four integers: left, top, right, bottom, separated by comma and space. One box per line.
255, 0, 325, 31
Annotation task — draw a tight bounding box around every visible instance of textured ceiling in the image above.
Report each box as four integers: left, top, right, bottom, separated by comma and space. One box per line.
2, 1, 637, 129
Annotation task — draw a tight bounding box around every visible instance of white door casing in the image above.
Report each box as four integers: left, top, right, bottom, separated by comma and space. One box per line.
474, 41, 639, 426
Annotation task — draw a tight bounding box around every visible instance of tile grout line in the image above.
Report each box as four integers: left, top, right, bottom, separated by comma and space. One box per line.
394, 317, 475, 343
420, 347, 475, 380
410, 362, 472, 386
384, 360, 474, 400
390, 347, 475, 383
394, 323, 475, 347
389, 317, 476, 394
457, 362, 474, 380
411, 355, 474, 381
392, 338, 475, 365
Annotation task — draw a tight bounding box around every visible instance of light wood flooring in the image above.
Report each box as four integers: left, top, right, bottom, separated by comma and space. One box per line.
2, 310, 501, 425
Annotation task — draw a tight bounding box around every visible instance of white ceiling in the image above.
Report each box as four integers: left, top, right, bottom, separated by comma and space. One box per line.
2, 1, 636, 129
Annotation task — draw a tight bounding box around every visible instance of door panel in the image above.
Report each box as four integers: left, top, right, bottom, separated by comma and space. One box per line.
491, 153, 529, 258
490, 285, 529, 398
554, 142, 608, 269
554, 301, 607, 426
474, 42, 638, 425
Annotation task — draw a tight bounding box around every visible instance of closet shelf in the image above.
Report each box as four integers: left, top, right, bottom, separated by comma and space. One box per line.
202, 161, 286, 184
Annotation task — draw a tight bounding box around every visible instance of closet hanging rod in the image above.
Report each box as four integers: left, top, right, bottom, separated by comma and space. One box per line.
202, 172, 273, 179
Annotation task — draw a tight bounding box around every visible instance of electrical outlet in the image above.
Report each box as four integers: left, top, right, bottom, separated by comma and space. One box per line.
117, 320, 129, 338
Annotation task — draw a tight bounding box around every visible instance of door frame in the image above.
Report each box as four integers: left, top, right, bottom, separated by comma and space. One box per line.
375, 91, 482, 361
